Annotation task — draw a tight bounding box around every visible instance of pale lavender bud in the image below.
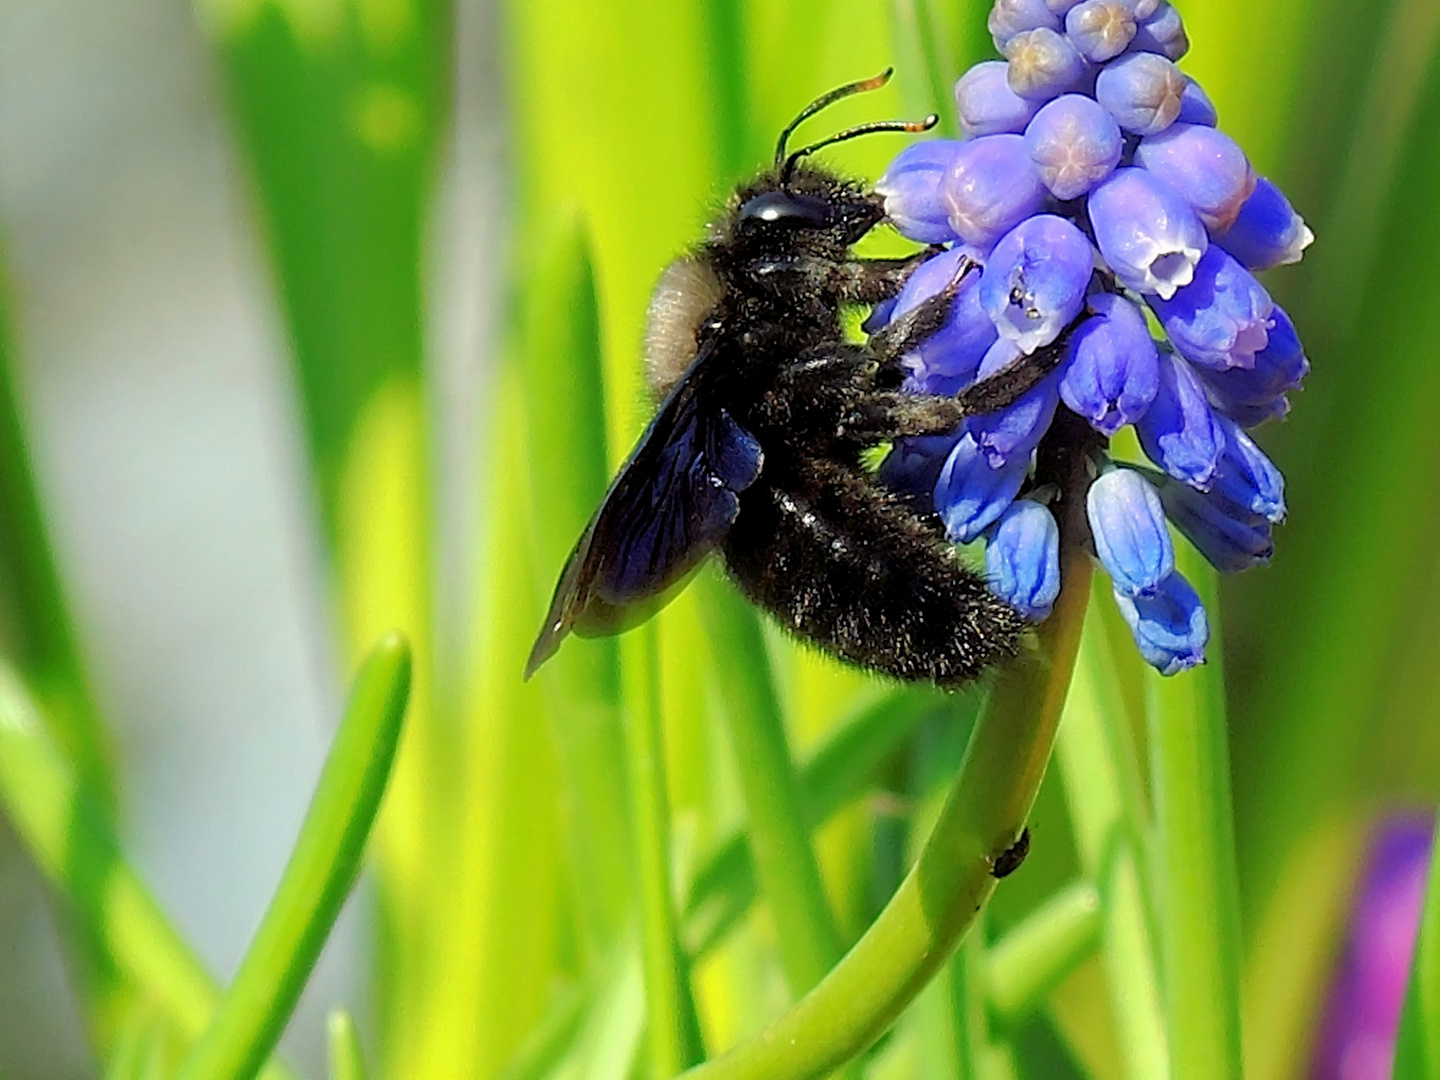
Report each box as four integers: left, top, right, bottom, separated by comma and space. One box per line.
1129, 1, 1188, 59
1112, 570, 1209, 674
943, 134, 1048, 248
1060, 293, 1160, 435
955, 62, 1041, 137
1178, 79, 1217, 126
1135, 123, 1256, 231
1212, 177, 1315, 271
985, 499, 1062, 619
1094, 51, 1187, 135
935, 430, 1032, 542
1150, 245, 1274, 371
1046, 0, 1083, 12
989, 0, 1062, 48
1135, 352, 1226, 489
1087, 466, 1174, 596
1024, 93, 1123, 199
876, 140, 965, 244
1005, 27, 1089, 101
979, 214, 1093, 353
1088, 167, 1207, 298
1065, 0, 1138, 62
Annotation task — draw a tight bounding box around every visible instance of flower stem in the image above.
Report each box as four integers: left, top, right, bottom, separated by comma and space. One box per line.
679, 553, 1091, 1080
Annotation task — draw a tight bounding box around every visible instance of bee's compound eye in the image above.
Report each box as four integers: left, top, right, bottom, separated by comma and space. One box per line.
738, 190, 829, 228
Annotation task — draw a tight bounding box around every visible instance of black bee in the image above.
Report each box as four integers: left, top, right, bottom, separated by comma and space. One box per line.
525, 71, 1071, 688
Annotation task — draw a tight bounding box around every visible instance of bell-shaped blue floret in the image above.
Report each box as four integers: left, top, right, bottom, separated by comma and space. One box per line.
943, 134, 1049, 248
1024, 93, 1124, 199
1094, 52, 1187, 135
1135, 351, 1226, 489
1195, 305, 1309, 423
1089, 167, 1208, 298
1059, 292, 1161, 435
1087, 466, 1175, 596
1211, 419, 1286, 523
1150, 244, 1274, 370
876, 140, 965, 244
1155, 475, 1273, 573
1005, 27, 1089, 101
979, 213, 1093, 353
1134, 123, 1255, 230
888, 246, 997, 395
1212, 177, 1315, 271
985, 499, 1062, 619
935, 429, 1033, 542
1113, 570, 1208, 674
956, 61, 1042, 136
968, 340, 1063, 466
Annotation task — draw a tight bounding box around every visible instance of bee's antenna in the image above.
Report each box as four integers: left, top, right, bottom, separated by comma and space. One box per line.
774, 68, 896, 170
780, 114, 939, 182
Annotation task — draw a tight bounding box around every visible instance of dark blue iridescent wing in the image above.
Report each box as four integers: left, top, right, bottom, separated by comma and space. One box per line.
525, 342, 763, 677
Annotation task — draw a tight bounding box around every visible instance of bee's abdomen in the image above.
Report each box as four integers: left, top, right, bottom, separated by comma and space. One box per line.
721, 459, 1027, 687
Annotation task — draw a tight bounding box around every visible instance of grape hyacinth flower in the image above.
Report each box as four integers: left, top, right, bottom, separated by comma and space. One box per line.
871, 0, 1314, 673
1312, 815, 1435, 1080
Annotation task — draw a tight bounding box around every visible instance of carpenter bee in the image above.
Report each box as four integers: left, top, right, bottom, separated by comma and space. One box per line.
525, 71, 1070, 688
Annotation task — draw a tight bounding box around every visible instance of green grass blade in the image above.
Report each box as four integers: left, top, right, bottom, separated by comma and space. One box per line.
0, 661, 297, 1080
986, 881, 1102, 1027
327, 1010, 370, 1080
174, 634, 412, 1080
1147, 556, 1243, 1080
679, 554, 1092, 1080
1393, 812, 1440, 1080
1055, 601, 1167, 1080
520, 210, 633, 961
696, 572, 843, 995
0, 249, 114, 815
621, 623, 703, 1076
683, 687, 944, 958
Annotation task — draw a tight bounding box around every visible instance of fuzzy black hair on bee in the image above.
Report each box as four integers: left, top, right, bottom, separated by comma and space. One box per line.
525, 70, 1075, 687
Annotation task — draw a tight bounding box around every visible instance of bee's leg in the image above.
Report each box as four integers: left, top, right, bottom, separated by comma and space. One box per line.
837, 247, 947, 304
866, 255, 980, 366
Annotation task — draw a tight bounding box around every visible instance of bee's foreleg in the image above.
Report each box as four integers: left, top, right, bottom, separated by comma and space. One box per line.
837, 247, 946, 305
866, 254, 979, 365
845, 391, 967, 440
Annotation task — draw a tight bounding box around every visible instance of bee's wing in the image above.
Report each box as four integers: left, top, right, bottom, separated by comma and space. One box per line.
524, 343, 763, 678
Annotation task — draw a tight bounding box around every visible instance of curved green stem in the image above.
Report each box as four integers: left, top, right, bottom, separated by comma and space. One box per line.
327, 1010, 370, 1080
174, 634, 412, 1080
679, 554, 1092, 1080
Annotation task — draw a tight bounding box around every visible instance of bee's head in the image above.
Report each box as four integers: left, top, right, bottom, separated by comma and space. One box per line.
722, 69, 936, 256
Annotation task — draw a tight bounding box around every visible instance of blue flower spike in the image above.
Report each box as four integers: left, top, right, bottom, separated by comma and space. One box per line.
873, 0, 1314, 672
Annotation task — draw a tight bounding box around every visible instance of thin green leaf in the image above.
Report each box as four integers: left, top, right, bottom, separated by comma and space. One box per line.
1147, 554, 1243, 1080
696, 571, 843, 996
174, 634, 412, 1080
0, 662, 296, 1080
621, 623, 704, 1076
986, 881, 1102, 1027
678, 555, 1092, 1080
327, 1010, 370, 1080
683, 686, 947, 958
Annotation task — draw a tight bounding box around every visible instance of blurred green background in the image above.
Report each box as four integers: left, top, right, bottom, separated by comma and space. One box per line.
0, 0, 1438, 1077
